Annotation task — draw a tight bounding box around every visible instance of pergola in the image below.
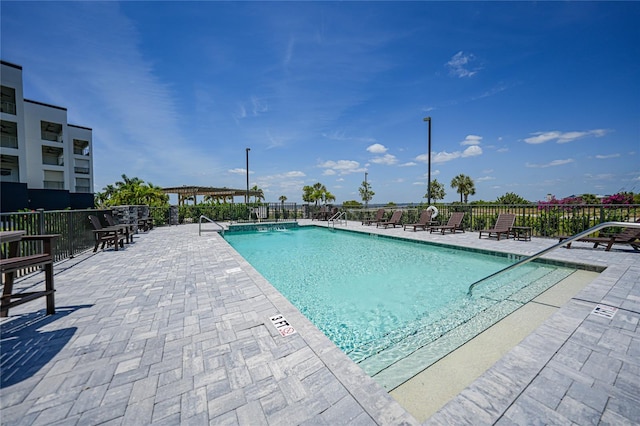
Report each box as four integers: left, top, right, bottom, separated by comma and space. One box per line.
162, 186, 263, 206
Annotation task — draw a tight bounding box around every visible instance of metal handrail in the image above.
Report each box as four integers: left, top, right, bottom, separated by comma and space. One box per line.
467, 221, 640, 296
328, 211, 347, 228
199, 215, 225, 236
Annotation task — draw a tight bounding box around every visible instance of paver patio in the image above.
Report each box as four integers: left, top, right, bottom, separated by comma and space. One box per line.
1, 220, 638, 425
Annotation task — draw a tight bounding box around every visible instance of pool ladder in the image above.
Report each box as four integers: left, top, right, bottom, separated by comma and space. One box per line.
467, 221, 640, 296
328, 211, 347, 229
199, 215, 225, 236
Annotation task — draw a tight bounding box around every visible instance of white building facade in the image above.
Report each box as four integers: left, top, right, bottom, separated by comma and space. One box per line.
1, 60, 94, 211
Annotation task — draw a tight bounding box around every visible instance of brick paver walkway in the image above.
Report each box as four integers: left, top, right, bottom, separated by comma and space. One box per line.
1, 221, 638, 425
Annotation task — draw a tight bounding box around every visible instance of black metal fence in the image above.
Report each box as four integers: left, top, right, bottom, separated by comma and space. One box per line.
150, 202, 304, 225
1, 208, 110, 262
348, 204, 640, 237
2, 204, 638, 267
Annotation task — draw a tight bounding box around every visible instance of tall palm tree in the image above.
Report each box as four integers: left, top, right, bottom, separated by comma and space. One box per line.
311, 182, 327, 206
451, 174, 476, 203
251, 185, 264, 203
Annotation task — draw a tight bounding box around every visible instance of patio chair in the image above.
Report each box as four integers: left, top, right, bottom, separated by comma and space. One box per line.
362, 208, 385, 226
377, 210, 403, 228
479, 213, 516, 240
89, 215, 126, 252
559, 221, 640, 252
312, 206, 329, 221
429, 212, 465, 234
403, 209, 435, 232
104, 213, 134, 242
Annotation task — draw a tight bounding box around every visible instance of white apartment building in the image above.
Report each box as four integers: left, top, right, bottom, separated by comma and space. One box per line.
1, 60, 94, 211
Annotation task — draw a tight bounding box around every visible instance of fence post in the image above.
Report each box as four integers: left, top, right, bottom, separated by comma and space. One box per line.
37, 208, 45, 235
68, 211, 75, 258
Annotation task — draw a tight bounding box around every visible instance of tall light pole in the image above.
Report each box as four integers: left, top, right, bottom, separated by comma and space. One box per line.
245, 147, 250, 204
423, 116, 432, 205
364, 172, 368, 210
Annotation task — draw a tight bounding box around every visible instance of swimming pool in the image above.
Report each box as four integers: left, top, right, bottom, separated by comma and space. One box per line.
224, 226, 576, 388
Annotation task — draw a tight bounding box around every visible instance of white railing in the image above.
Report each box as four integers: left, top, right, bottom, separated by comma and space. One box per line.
328, 211, 347, 228
467, 221, 640, 296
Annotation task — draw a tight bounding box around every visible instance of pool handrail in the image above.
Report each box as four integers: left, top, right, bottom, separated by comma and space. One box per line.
467, 221, 640, 296
199, 215, 225, 236
328, 211, 347, 228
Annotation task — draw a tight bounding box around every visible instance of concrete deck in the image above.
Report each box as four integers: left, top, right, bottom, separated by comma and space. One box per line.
1, 220, 638, 425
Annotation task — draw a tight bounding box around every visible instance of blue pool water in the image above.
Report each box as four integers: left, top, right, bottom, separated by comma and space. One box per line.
224, 226, 575, 375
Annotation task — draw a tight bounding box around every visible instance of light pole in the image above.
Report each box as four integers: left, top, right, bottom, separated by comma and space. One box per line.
423, 116, 432, 205
364, 172, 368, 210
245, 147, 250, 205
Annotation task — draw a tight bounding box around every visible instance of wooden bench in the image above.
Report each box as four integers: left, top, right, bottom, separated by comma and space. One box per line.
1, 233, 58, 317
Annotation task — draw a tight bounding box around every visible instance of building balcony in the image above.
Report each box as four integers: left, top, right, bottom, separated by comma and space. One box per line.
75, 185, 91, 193
44, 180, 65, 189
1, 134, 18, 149
74, 166, 90, 174
1, 101, 16, 115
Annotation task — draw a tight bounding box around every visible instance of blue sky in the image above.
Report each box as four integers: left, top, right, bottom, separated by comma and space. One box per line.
2, 1, 639, 204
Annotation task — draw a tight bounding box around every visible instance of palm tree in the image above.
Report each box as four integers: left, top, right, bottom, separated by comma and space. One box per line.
302, 185, 314, 205
451, 174, 476, 203
251, 185, 264, 203
425, 179, 445, 202
311, 182, 327, 206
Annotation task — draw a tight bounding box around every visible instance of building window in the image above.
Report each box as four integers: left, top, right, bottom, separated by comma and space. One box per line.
1, 120, 18, 149
1, 86, 17, 115
0, 154, 19, 182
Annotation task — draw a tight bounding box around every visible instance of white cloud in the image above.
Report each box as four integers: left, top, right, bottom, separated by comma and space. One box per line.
595, 153, 620, 159
429, 145, 483, 164
367, 143, 387, 154
400, 162, 417, 167
524, 129, 610, 144
432, 151, 461, 163
371, 154, 398, 165
476, 176, 495, 182
462, 145, 483, 157
318, 159, 364, 175
526, 159, 575, 168
446, 51, 480, 78
461, 135, 482, 145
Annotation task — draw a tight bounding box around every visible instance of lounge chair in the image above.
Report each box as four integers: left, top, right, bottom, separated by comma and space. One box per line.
559, 221, 640, 251
403, 209, 435, 232
479, 213, 516, 240
312, 206, 329, 221
377, 210, 403, 228
429, 212, 465, 234
362, 208, 385, 226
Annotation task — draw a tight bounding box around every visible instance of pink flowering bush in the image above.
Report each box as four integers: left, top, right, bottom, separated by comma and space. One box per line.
601, 192, 633, 206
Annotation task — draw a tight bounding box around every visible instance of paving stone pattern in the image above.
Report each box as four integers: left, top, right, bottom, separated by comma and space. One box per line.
1, 220, 638, 425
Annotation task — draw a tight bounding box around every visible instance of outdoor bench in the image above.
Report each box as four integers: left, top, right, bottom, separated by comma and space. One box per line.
1, 232, 58, 317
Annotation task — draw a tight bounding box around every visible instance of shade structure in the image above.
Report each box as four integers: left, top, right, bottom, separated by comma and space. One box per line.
162, 186, 263, 205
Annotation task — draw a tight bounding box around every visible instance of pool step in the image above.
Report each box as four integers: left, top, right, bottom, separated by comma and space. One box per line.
357, 267, 575, 391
